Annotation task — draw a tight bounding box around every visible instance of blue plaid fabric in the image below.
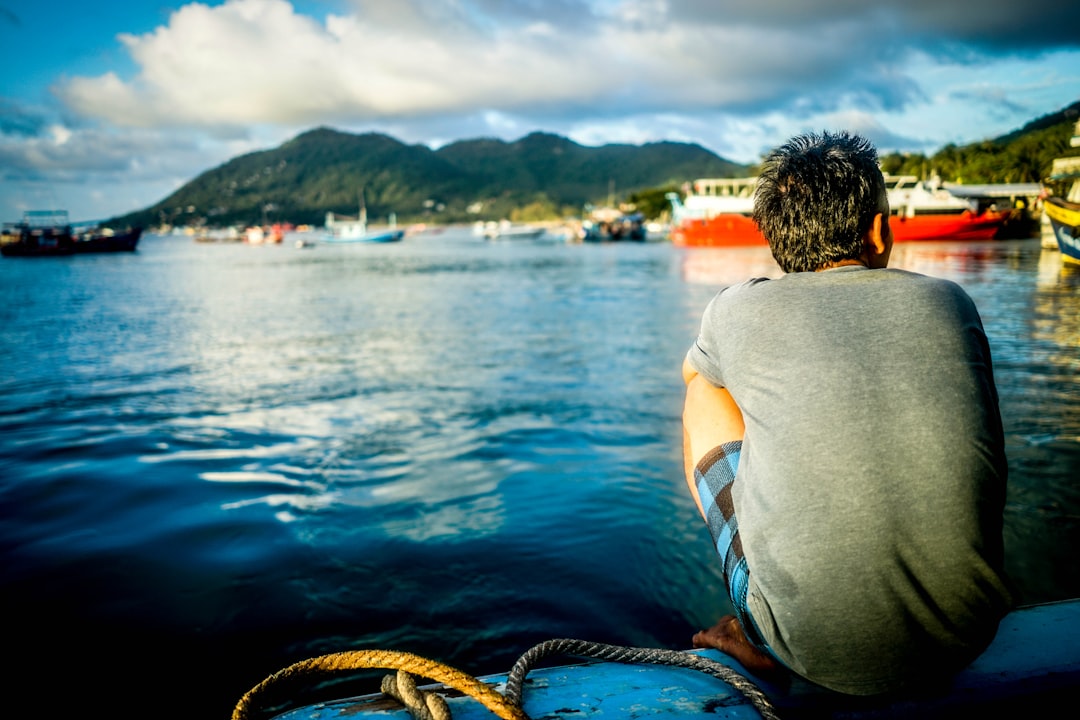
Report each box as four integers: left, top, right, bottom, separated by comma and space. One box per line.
695, 440, 766, 649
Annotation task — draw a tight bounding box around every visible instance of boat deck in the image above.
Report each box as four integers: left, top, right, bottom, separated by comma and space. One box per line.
260, 599, 1080, 719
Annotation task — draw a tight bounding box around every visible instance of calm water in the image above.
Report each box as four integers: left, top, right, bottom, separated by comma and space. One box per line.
1, 229, 1078, 719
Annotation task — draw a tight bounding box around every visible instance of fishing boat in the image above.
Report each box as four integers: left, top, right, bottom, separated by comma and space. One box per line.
235, 598, 1080, 720
1043, 166, 1080, 265
1, 210, 141, 257
666, 178, 762, 248
1041, 120, 1080, 265
324, 211, 404, 244
325, 192, 404, 244
666, 174, 1012, 247
580, 208, 647, 242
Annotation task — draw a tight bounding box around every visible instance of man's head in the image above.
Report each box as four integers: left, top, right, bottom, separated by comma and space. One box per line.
753, 131, 889, 273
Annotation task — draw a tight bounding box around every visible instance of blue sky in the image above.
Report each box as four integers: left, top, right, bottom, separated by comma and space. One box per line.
2, 0, 1079, 223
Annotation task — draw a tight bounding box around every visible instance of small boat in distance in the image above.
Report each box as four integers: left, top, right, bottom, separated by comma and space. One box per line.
324, 191, 404, 244
479, 220, 546, 240
1041, 120, 1080, 265
244, 223, 287, 245
1, 210, 141, 257
580, 207, 646, 242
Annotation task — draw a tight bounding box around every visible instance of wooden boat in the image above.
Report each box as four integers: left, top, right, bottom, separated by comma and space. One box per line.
1, 210, 141, 257
236, 598, 1080, 720
1041, 121, 1080, 265
73, 226, 142, 252
1044, 194, 1080, 265
195, 227, 246, 243
666, 175, 1012, 247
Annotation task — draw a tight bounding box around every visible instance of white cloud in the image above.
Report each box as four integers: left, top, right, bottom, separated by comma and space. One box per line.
46, 0, 936, 130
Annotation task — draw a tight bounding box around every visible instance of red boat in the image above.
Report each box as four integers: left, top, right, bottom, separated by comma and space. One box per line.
666, 178, 764, 248
667, 175, 1012, 247
886, 175, 1011, 242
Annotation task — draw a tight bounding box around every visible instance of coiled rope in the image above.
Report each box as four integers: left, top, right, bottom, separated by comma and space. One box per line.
232, 640, 780, 720
505, 638, 780, 720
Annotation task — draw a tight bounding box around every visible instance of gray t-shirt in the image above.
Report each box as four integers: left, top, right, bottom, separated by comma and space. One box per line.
687, 265, 1012, 695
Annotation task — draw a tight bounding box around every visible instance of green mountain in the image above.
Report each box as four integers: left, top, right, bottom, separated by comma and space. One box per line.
111, 128, 747, 229
108, 101, 1080, 230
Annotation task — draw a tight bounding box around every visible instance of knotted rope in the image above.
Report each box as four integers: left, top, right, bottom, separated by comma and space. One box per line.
381, 669, 452, 720
231, 648, 528, 720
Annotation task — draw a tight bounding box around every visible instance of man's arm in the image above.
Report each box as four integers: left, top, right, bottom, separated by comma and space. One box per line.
682, 356, 744, 521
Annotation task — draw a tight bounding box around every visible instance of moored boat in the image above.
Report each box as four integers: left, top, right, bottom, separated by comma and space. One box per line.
325, 190, 405, 244
324, 210, 404, 244
245, 223, 287, 244
236, 598, 1080, 720
667, 178, 763, 248
666, 175, 1013, 247
1, 210, 141, 257
480, 220, 546, 240
1044, 193, 1080, 265
580, 207, 646, 242
1041, 120, 1080, 265
73, 225, 142, 252
886, 174, 1011, 242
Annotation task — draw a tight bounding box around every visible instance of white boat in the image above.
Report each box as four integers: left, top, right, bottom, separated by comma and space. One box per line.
481, 220, 546, 240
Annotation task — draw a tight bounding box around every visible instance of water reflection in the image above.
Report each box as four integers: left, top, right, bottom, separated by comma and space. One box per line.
888, 240, 1030, 283
678, 246, 781, 285
1034, 248, 1080, 382
675, 240, 1035, 287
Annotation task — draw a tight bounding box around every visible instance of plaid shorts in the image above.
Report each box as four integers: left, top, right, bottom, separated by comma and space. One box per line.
695, 440, 768, 650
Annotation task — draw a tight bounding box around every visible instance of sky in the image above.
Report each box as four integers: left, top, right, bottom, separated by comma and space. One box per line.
2, 0, 1079, 224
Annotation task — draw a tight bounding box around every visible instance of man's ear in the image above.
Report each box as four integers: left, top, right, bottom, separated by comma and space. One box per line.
864, 212, 887, 257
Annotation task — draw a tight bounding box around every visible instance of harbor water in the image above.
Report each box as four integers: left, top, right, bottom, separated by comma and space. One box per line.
1, 228, 1078, 719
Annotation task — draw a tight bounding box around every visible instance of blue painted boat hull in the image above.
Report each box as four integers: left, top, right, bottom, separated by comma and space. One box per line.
1044, 197, 1080, 264
261, 599, 1080, 719
321, 229, 405, 244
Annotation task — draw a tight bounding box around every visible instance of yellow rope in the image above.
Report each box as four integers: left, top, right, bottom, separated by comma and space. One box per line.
382, 669, 452, 720
232, 648, 531, 720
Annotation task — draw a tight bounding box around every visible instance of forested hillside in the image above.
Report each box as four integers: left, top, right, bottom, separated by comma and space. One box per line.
107, 101, 1080, 230
880, 101, 1080, 183
108, 129, 745, 229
